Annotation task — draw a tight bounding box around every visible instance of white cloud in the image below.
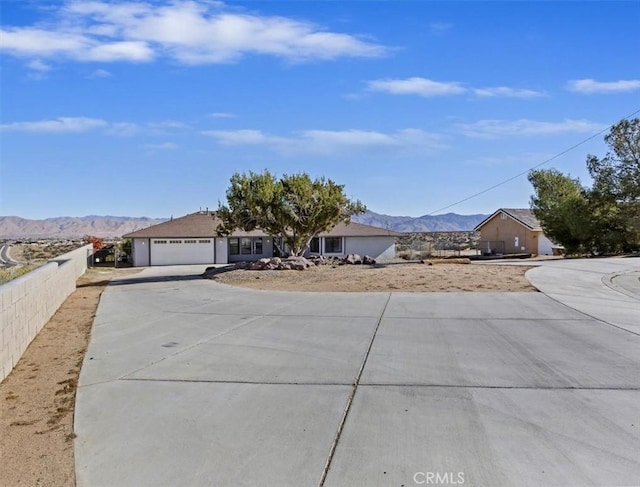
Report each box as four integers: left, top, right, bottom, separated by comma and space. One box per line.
87, 68, 112, 79
202, 129, 288, 147
429, 22, 453, 35
105, 122, 141, 136
367, 77, 547, 99
202, 128, 445, 155
1, 1, 387, 66
0, 117, 108, 133
473, 86, 546, 98
27, 59, 52, 72
84, 41, 154, 62
147, 121, 188, 129
567, 78, 640, 94
144, 142, 178, 150
457, 119, 605, 139
208, 112, 236, 119
368, 77, 466, 97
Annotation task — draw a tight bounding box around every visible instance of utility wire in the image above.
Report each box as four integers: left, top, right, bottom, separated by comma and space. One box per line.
426, 107, 640, 216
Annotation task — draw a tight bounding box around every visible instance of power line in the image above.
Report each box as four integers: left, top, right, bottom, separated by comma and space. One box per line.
426, 107, 640, 216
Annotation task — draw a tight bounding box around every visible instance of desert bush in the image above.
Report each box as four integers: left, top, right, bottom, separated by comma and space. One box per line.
0, 265, 35, 285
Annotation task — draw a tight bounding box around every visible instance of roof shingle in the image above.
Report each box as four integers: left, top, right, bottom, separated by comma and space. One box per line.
123, 212, 401, 238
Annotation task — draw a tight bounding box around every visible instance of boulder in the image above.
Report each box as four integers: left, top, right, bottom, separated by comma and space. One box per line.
344, 253, 362, 265
250, 258, 271, 270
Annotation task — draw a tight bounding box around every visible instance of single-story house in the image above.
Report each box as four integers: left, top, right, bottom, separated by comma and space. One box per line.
123, 211, 401, 266
474, 208, 556, 256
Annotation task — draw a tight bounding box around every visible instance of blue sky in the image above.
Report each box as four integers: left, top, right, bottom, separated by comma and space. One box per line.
1, 1, 639, 220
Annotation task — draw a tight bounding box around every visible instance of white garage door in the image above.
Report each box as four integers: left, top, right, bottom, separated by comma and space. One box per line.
150, 239, 215, 265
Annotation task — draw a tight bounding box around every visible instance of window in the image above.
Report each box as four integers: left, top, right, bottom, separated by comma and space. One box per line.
198, 240, 211, 244
309, 237, 320, 253
229, 238, 239, 255
153, 240, 167, 244
169, 240, 182, 244
240, 237, 252, 255
184, 240, 197, 244
254, 237, 263, 255
324, 237, 342, 253
500, 213, 507, 220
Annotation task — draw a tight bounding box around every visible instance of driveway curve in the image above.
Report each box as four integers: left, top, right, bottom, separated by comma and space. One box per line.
75, 260, 640, 487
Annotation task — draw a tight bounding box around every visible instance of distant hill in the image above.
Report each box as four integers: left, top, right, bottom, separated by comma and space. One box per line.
0, 215, 168, 239
0, 211, 488, 239
352, 210, 488, 232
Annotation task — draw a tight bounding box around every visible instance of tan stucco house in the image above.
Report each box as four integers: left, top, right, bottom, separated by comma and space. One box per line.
474, 208, 556, 256
123, 211, 401, 266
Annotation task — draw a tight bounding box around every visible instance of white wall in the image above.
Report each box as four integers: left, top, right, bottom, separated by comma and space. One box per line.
132, 238, 150, 266
344, 236, 396, 259
0, 244, 92, 381
215, 237, 228, 264
537, 233, 555, 256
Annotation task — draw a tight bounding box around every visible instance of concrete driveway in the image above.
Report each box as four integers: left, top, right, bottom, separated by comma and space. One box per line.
75, 259, 640, 487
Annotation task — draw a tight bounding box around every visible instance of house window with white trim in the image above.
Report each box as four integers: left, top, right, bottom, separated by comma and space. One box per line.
309, 237, 320, 253
324, 237, 343, 253
254, 237, 263, 254
229, 238, 240, 255
240, 237, 252, 255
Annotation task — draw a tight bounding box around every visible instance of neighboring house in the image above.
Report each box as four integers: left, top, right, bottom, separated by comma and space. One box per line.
123, 211, 400, 266
474, 208, 556, 256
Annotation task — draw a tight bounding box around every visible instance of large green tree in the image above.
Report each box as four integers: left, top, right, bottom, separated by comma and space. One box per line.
528, 169, 593, 254
217, 171, 366, 256
529, 118, 640, 254
586, 118, 640, 251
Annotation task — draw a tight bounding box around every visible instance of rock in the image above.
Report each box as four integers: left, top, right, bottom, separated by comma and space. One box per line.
344, 253, 362, 265
250, 258, 271, 270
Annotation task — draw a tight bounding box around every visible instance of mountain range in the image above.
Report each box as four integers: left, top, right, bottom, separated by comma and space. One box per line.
0, 211, 488, 239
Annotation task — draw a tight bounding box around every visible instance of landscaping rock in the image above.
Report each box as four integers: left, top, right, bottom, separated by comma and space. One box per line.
344, 253, 362, 265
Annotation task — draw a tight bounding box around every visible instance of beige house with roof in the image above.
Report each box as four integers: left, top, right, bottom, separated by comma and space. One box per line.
474, 208, 556, 256
123, 211, 400, 266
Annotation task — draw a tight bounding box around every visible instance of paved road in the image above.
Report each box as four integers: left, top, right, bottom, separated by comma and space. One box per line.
0, 245, 19, 266
75, 259, 640, 487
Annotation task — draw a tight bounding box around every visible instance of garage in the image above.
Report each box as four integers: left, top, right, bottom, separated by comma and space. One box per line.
150, 238, 215, 266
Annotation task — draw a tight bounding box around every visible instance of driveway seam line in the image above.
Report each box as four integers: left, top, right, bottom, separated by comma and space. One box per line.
318, 292, 392, 487
539, 292, 640, 338
115, 378, 640, 390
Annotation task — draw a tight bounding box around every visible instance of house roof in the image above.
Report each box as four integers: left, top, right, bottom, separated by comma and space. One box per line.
123, 211, 401, 238
474, 208, 542, 231
123, 212, 220, 238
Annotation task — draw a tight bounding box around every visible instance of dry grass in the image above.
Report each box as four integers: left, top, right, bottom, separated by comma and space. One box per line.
211, 262, 535, 292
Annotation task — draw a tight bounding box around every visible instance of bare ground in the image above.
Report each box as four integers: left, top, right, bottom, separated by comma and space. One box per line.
210, 261, 535, 292
0, 268, 139, 487
0, 261, 532, 486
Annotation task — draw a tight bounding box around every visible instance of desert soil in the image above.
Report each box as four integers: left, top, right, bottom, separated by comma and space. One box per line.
0, 268, 139, 487
0, 261, 533, 486
211, 261, 535, 292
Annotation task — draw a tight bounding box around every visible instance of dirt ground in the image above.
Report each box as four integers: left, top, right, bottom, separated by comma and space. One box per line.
0, 268, 139, 487
210, 261, 536, 292
0, 261, 533, 486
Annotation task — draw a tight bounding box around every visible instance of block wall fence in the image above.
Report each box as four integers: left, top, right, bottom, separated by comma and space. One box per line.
1, 244, 93, 381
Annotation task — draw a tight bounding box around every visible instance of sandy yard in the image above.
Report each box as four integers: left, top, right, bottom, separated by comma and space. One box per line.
1, 260, 533, 486
0, 268, 140, 487
209, 261, 535, 292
